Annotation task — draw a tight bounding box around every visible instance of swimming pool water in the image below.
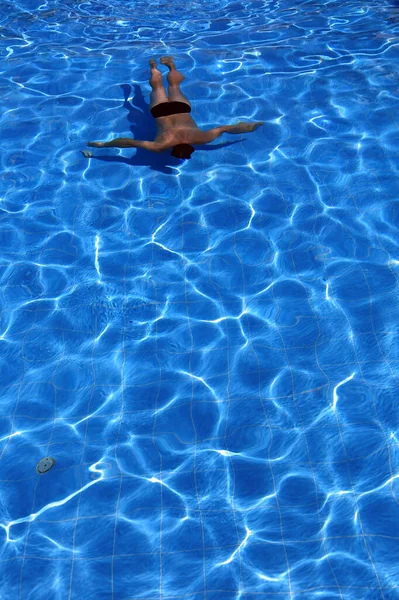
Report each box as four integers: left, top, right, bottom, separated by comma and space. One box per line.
1, 0, 399, 598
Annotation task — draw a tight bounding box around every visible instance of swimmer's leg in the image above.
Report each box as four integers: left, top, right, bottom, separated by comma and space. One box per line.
161, 56, 191, 105
149, 59, 168, 109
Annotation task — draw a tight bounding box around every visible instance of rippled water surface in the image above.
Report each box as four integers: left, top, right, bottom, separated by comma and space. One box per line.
1, 0, 399, 598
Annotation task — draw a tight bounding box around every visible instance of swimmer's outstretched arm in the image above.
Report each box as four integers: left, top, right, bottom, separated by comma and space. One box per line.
196, 122, 264, 143
224, 121, 264, 134
87, 139, 164, 152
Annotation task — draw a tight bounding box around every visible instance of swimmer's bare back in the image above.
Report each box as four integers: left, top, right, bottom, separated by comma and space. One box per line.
86, 56, 263, 154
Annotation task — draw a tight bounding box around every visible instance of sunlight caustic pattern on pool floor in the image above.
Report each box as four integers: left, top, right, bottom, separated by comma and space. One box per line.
1, 0, 399, 598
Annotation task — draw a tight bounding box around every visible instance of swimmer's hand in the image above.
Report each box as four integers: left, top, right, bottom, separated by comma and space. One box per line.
224, 121, 264, 134
244, 121, 264, 132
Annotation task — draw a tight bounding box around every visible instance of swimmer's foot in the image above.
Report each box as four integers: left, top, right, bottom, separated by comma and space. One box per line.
160, 56, 175, 70
149, 59, 157, 68
87, 141, 104, 147
81, 150, 92, 158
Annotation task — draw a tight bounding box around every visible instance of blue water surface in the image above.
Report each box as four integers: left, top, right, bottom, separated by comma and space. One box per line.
1, 0, 399, 598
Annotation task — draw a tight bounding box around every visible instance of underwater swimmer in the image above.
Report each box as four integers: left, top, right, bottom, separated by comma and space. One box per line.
85, 56, 263, 160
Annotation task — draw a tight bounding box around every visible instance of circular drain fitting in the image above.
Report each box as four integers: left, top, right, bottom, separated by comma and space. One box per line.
36, 457, 56, 474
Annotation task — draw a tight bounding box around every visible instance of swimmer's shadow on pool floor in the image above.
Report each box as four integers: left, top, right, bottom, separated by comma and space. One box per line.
87, 84, 242, 174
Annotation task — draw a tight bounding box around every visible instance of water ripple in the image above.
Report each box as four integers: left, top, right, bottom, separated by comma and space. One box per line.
0, 0, 399, 599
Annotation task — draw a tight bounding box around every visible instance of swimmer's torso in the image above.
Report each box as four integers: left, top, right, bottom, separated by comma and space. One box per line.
154, 113, 205, 147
